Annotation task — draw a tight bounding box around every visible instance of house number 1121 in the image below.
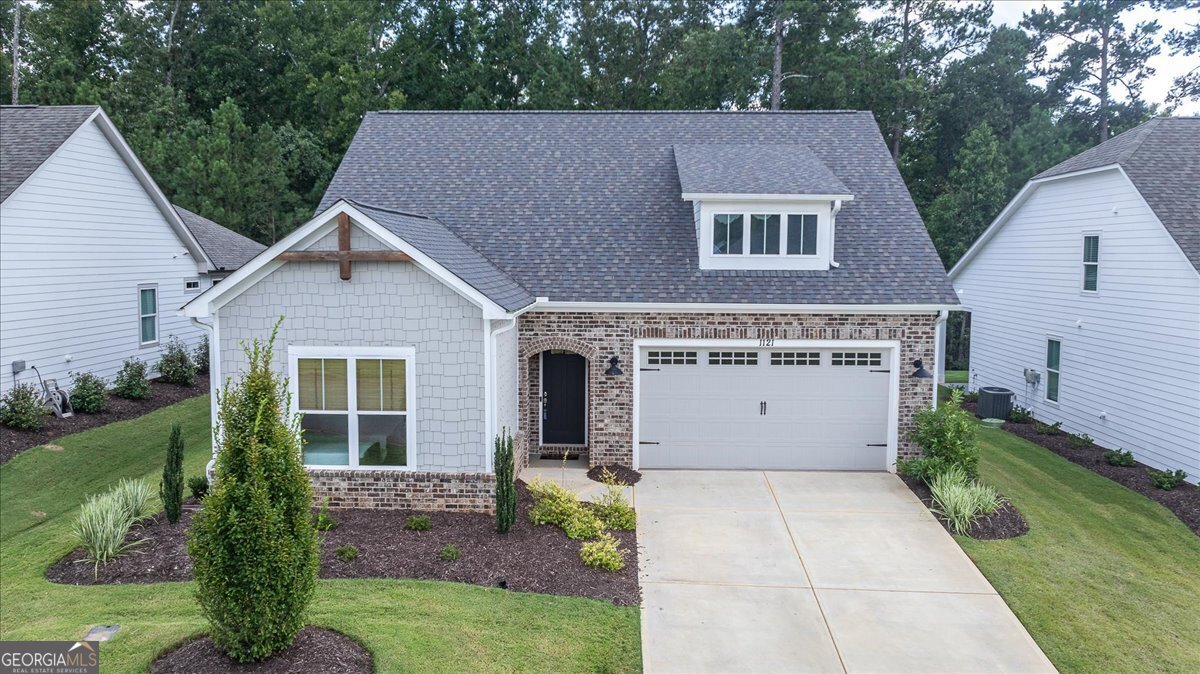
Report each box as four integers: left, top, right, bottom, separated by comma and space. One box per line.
758, 338, 774, 347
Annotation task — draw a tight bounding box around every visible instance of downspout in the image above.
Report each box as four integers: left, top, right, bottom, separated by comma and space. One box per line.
933, 309, 949, 409
486, 315, 520, 473
829, 200, 843, 268
190, 315, 220, 479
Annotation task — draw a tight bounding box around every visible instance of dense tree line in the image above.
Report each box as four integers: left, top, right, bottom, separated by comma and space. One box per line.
3, 0, 1197, 366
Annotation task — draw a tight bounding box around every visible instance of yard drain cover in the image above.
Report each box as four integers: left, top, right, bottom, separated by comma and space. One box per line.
83, 625, 120, 642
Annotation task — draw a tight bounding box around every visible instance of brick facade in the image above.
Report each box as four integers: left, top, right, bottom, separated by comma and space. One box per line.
309, 469, 496, 513
518, 311, 940, 467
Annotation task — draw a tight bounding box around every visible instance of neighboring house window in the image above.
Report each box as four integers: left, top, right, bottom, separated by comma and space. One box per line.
138, 286, 158, 345
1046, 339, 1061, 402
1082, 235, 1100, 292
713, 214, 743, 255
184, 278, 201, 293
712, 212, 820, 256
291, 349, 414, 469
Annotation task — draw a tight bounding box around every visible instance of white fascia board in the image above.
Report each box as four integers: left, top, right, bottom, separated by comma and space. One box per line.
530, 301, 956, 314
681, 192, 855, 202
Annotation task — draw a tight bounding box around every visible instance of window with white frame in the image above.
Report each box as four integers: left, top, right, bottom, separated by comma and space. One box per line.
1045, 339, 1061, 402
138, 286, 158, 345
184, 278, 201, 293
292, 349, 414, 468
713, 211, 820, 256
1082, 235, 1100, 292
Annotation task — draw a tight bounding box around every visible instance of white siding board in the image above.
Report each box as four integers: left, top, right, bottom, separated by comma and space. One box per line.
955, 170, 1200, 482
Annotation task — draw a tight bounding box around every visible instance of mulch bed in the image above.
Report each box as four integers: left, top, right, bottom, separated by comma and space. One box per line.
586, 464, 642, 485
901, 475, 1029, 540
150, 627, 371, 674
46, 483, 641, 606
0, 374, 209, 464
1002, 419, 1200, 537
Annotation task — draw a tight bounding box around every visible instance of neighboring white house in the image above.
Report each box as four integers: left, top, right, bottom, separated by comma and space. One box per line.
0, 105, 264, 396
950, 117, 1200, 483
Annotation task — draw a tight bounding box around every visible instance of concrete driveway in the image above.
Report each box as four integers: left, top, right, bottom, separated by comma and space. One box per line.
637, 471, 1055, 674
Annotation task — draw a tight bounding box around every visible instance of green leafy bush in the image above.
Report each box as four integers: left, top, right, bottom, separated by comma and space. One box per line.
528, 477, 604, 540
1034, 421, 1063, 435
194, 335, 211, 374
562, 507, 605, 540
1068, 433, 1094, 448
0, 383, 45, 431
314, 499, 336, 532
157, 337, 197, 386
593, 484, 636, 531
161, 422, 185, 524
188, 326, 319, 663
1008, 406, 1033, 423
112, 478, 154, 523
1148, 469, 1187, 491
928, 467, 1005, 536
438, 544, 462, 562
494, 429, 516, 534
112, 358, 151, 399
961, 390, 979, 404
405, 515, 431, 531
1104, 449, 1136, 467
187, 475, 210, 500
335, 545, 359, 562
73, 491, 143, 577
906, 389, 979, 481
69, 371, 108, 414
580, 532, 627, 572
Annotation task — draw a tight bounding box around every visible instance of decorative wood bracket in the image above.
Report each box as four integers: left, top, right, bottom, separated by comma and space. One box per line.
276, 212, 411, 280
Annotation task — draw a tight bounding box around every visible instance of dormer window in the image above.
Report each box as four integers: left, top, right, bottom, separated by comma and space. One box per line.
713, 214, 743, 255
711, 211, 820, 258
787, 214, 817, 256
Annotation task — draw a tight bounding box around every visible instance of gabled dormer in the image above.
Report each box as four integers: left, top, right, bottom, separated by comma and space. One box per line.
674, 144, 853, 271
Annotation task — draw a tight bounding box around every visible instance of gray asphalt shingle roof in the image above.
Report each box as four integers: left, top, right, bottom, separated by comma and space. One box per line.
0, 105, 98, 202
673, 143, 849, 196
173, 204, 266, 271
319, 110, 958, 306
348, 200, 534, 311
1035, 117, 1200, 271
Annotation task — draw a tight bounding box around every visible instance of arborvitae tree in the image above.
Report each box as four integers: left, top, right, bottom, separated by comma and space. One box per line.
160, 421, 184, 524
494, 429, 516, 534
187, 322, 318, 662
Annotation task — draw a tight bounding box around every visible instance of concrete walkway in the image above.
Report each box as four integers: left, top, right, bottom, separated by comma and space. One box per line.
637, 471, 1055, 674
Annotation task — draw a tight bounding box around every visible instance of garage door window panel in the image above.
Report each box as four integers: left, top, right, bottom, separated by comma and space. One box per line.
771, 351, 820, 366
708, 351, 759, 366
647, 351, 697, 365
831, 352, 882, 366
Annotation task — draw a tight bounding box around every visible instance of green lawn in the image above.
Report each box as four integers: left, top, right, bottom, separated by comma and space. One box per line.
961, 427, 1200, 673
0, 396, 641, 673
944, 369, 967, 384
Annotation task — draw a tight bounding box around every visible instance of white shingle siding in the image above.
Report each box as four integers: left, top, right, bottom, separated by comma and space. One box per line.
0, 119, 204, 395
216, 255, 488, 472
954, 169, 1200, 482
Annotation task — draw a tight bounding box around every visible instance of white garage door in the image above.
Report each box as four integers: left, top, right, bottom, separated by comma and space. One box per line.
637, 347, 892, 470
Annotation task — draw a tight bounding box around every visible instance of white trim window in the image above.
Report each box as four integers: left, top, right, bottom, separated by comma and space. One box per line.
712, 211, 820, 257
184, 278, 202, 293
138, 285, 159, 345
288, 347, 416, 469
1045, 338, 1061, 403
1082, 234, 1100, 292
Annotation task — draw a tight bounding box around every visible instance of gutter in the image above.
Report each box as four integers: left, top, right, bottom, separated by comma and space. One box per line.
933, 309, 949, 409
190, 316, 220, 480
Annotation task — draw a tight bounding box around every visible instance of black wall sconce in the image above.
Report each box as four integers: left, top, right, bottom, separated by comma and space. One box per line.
604, 355, 623, 376
911, 359, 932, 378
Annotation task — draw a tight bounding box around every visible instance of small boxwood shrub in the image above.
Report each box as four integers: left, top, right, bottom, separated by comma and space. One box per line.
112, 358, 151, 399
157, 336, 197, 386
438, 544, 462, 562
194, 335, 211, 374
580, 532, 626, 572
69, 371, 108, 414
1008, 406, 1033, 423
905, 389, 979, 481
1148, 469, 1187, 491
0, 382, 45, 431
1068, 433, 1094, 448
405, 515, 431, 531
335, 545, 359, 562
1104, 449, 1136, 467
187, 475, 210, 500
1034, 421, 1063, 435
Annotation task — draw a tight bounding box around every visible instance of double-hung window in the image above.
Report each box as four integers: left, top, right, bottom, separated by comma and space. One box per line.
138, 285, 158, 345
1045, 338, 1061, 403
292, 348, 414, 469
1082, 235, 1100, 292
713, 212, 818, 257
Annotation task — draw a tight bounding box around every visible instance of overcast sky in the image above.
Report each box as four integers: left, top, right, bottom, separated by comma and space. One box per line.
990, 1, 1200, 115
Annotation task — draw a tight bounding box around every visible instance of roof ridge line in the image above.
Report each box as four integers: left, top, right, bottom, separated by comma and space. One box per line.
1116, 117, 1163, 165
371, 109, 865, 115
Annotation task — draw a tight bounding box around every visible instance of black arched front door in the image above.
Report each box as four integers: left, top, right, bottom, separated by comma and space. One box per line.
541, 352, 586, 445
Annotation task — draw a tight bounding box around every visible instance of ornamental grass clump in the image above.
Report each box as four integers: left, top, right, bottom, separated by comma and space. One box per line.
188, 324, 319, 663
74, 491, 143, 577
112, 478, 154, 523
928, 466, 1005, 536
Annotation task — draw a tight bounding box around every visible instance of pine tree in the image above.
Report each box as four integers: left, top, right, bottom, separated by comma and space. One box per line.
494, 429, 516, 534
160, 421, 184, 524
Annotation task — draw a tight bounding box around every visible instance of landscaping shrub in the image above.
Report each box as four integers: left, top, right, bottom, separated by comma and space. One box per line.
438, 544, 462, 562
73, 491, 142, 577
112, 358, 151, 399
1068, 433, 1094, 449
1148, 469, 1188, 491
188, 326, 319, 663
961, 390, 979, 404
906, 389, 979, 480
593, 483, 636, 531
580, 532, 626, 572
314, 499, 337, 532
494, 429, 516, 534
335, 545, 359, 562
157, 336, 197, 386
161, 422, 185, 524
69, 371, 108, 414
562, 507, 605, 540
405, 515, 431, 531
1008, 406, 1033, 423
0, 382, 45, 431
194, 335, 211, 374
112, 478, 154, 523
928, 466, 1004, 536
528, 477, 604, 539
187, 475, 210, 500
1034, 421, 1063, 435
1104, 449, 1136, 467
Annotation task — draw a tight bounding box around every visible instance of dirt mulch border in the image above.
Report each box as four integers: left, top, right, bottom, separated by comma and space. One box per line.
586, 464, 642, 485
150, 627, 372, 674
1001, 419, 1200, 536
0, 374, 210, 464
46, 483, 641, 607
901, 474, 1029, 540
